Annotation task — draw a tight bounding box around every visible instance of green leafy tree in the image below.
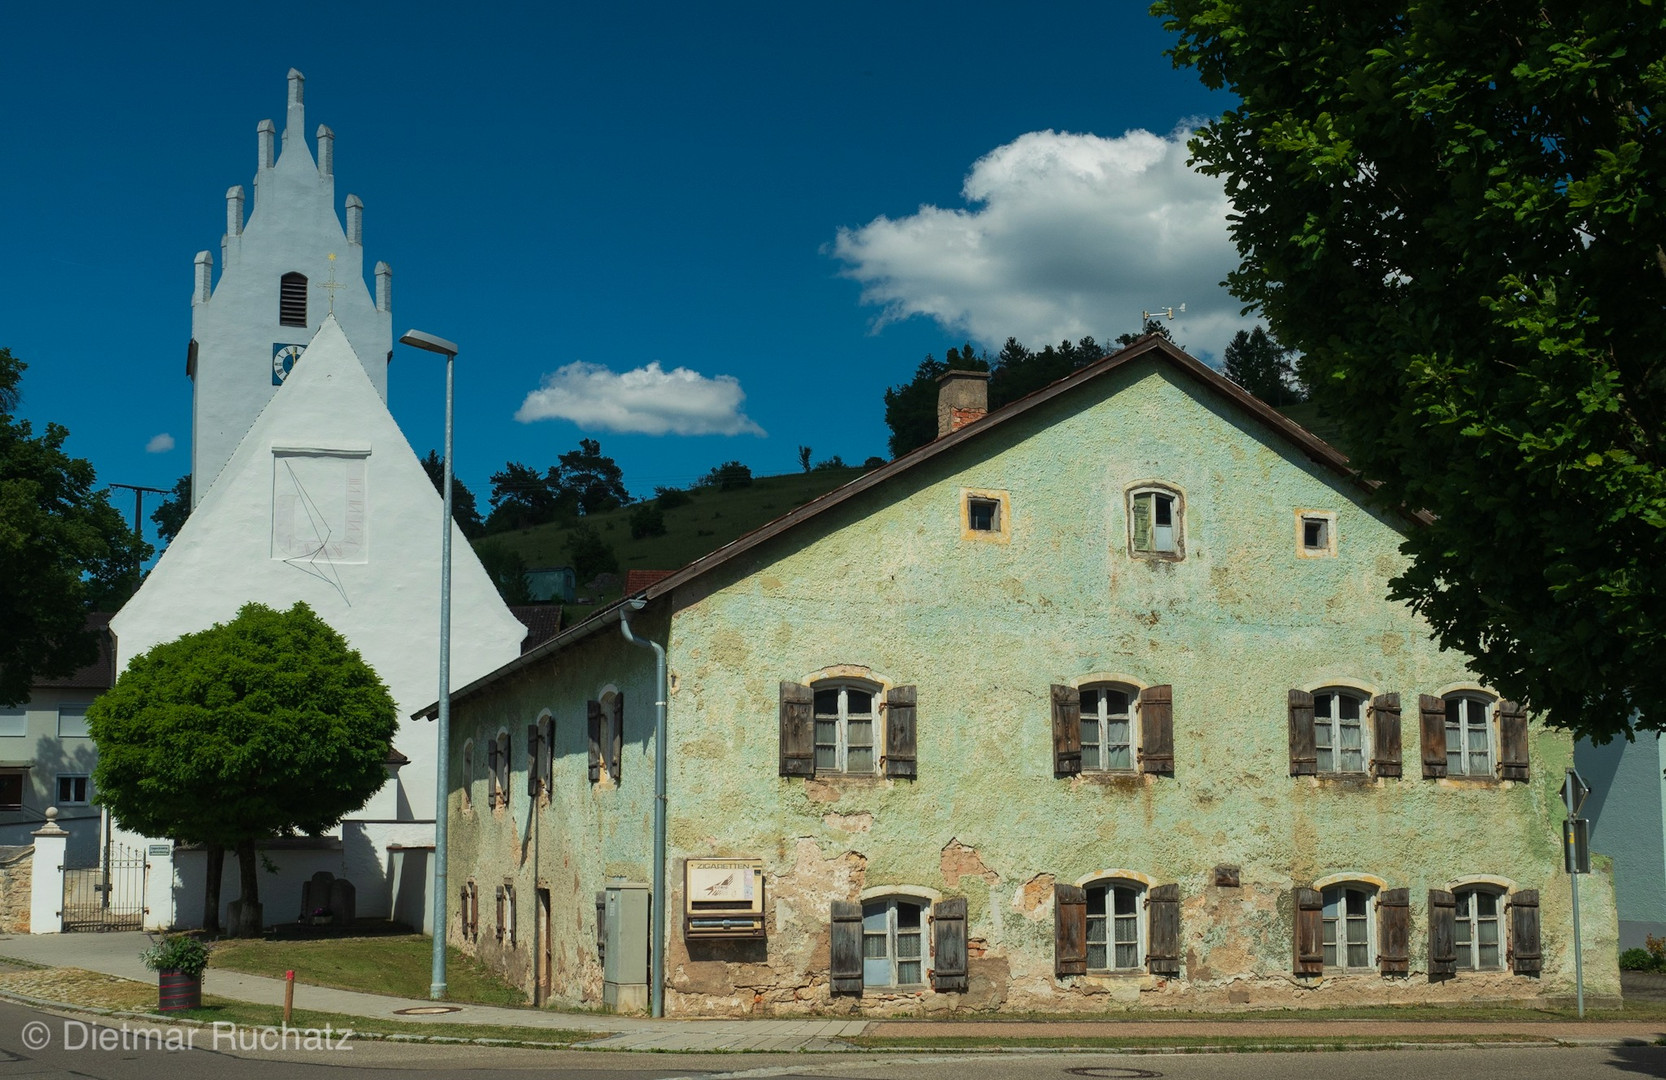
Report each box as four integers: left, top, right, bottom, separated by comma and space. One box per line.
798, 445, 813, 473
419, 450, 485, 538
557, 438, 629, 515
1, 347, 149, 705
1222, 327, 1303, 407
151, 474, 192, 546
629, 503, 667, 539
1114, 319, 1174, 347
1158, 1, 1666, 739
566, 522, 619, 586
473, 541, 532, 605
654, 485, 692, 510
700, 461, 753, 491
882, 346, 985, 458
88, 602, 396, 935
485, 461, 574, 533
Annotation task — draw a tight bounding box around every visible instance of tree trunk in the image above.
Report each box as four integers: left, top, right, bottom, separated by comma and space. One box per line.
201, 844, 225, 934
226, 839, 263, 938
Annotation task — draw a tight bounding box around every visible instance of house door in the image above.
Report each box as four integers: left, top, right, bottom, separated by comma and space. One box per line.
535, 887, 552, 1005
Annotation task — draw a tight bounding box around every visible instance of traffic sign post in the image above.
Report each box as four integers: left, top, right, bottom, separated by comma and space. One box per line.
1563, 767, 1591, 1018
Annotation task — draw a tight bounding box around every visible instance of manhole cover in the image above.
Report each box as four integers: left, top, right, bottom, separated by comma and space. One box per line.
392, 1006, 462, 1015
1066, 1069, 1163, 1079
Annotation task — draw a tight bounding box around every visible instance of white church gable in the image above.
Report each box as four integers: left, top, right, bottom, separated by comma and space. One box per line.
112, 315, 526, 823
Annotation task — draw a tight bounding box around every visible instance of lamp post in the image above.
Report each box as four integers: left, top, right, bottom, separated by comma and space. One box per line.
400, 329, 458, 1001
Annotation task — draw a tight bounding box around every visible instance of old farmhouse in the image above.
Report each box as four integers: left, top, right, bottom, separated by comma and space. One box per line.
429, 335, 1617, 1015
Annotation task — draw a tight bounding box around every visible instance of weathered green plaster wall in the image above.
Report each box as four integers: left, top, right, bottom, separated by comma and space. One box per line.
446, 355, 1617, 1014
444, 610, 665, 1005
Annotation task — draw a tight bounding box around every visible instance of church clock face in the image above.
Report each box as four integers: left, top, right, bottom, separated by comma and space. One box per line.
273, 343, 306, 385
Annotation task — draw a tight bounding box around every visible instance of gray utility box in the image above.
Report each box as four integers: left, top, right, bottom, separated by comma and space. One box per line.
602, 881, 650, 1013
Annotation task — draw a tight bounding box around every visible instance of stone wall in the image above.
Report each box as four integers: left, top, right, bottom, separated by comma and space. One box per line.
0, 847, 33, 934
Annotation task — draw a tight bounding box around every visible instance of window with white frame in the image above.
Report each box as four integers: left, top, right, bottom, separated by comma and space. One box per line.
814, 681, 877, 775
1321, 883, 1376, 970
0, 708, 25, 738
57, 704, 90, 738
1444, 694, 1494, 777
1080, 684, 1136, 771
1128, 486, 1183, 558
1086, 879, 1145, 971
1455, 887, 1503, 970
57, 775, 90, 805
1314, 689, 1366, 773
862, 896, 927, 987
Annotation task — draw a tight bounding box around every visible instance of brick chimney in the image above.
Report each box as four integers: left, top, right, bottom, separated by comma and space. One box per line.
936, 369, 991, 437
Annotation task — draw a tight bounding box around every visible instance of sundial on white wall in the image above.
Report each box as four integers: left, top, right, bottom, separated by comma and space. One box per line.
271, 448, 369, 601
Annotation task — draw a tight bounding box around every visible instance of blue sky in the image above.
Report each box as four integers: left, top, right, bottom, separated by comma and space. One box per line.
3, 3, 1237, 551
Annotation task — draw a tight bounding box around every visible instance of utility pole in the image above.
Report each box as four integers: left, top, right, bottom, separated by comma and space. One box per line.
1563, 768, 1592, 1017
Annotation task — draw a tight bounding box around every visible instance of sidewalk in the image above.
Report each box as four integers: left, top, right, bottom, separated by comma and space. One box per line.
0, 933, 1660, 1053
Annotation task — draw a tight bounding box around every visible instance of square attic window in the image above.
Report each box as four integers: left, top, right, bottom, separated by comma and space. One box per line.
967, 497, 1000, 532
1297, 511, 1337, 557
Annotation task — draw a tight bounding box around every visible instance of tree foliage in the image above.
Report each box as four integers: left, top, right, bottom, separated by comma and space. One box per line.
883, 337, 1126, 458
566, 522, 619, 585
473, 541, 532, 605
1222, 327, 1304, 407
88, 602, 397, 933
151, 474, 193, 546
1158, 1, 1666, 739
483, 440, 628, 534
0, 347, 149, 705
700, 461, 753, 491
419, 450, 485, 538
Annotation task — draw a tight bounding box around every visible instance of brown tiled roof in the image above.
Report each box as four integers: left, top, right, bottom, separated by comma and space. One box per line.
417, 336, 1400, 719
509, 605, 563, 654
33, 613, 116, 691
624, 569, 675, 596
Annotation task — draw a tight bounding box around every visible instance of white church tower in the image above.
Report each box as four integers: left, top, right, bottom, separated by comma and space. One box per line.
188, 68, 392, 504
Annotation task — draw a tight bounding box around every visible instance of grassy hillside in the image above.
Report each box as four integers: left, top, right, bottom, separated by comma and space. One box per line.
472, 466, 869, 618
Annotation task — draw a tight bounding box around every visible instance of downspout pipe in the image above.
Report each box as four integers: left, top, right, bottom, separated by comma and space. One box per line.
618, 598, 667, 1018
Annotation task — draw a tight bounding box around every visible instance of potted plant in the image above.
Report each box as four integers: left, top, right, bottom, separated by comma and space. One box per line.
140, 934, 210, 1012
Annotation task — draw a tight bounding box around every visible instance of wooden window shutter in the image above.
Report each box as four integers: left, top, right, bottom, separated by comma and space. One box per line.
778, 681, 814, 777
830, 900, 864, 995
1509, 890, 1541, 974
595, 892, 607, 962
884, 685, 918, 779
1419, 694, 1448, 778
1497, 700, 1529, 780
1377, 888, 1409, 975
610, 692, 624, 784
1369, 693, 1403, 778
1138, 685, 1174, 775
1051, 684, 1082, 777
586, 700, 602, 782
1288, 690, 1316, 776
1427, 889, 1457, 976
526, 723, 542, 796
1146, 883, 1181, 976
1293, 888, 1324, 975
932, 897, 969, 992
487, 739, 501, 803
1054, 883, 1088, 977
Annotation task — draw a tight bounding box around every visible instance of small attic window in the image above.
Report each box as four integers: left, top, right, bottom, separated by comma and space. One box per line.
1296, 510, 1337, 558
1129, 485, 1183, 560
968, 498, 1000, 532
960, 489, 1011, 542
279, 272, 308, 327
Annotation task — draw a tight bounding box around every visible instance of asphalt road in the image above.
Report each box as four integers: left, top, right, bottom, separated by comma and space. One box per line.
0, 1000, 1662, 1080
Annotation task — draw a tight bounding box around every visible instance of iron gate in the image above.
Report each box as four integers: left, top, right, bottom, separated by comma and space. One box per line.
62, 843, 148, 931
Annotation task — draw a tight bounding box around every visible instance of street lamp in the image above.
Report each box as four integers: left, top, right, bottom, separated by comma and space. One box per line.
400, 328, 458, 1001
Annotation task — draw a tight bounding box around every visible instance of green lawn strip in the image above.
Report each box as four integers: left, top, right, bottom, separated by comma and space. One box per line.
207, 935, 525, 1007
848, 1034, 1556, 1050
173, 998, 602, 1045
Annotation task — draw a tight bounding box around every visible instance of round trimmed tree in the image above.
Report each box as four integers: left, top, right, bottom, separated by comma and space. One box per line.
90, 602, 397, 936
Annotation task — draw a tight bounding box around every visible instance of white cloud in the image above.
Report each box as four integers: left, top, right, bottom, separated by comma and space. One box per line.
515, 361, 766, 437
831, 127, 1255, 363
145, 433, 175, 453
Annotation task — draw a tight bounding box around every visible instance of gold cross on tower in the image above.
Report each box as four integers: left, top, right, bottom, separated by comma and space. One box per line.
317, 253, 345, 316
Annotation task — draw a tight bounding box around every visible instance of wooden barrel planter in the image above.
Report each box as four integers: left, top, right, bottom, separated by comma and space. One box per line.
157, 969, 203, 1011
